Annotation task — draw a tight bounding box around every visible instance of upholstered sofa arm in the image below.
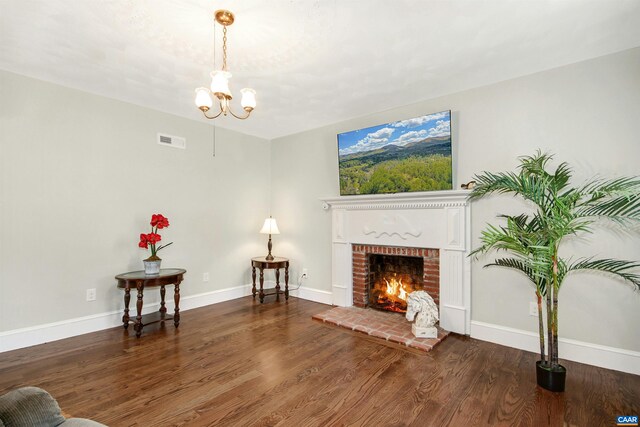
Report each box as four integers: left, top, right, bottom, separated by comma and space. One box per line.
0, 387, 106, 427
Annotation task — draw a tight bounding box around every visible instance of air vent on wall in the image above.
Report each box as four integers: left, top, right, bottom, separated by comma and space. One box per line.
157, 133, 186, 149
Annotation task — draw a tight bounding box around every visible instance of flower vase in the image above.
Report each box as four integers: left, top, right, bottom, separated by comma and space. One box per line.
143, 255, 161, 276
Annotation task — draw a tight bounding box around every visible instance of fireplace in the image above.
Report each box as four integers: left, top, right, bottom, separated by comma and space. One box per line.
323, 190, 471, 335
352, 244, 440, 312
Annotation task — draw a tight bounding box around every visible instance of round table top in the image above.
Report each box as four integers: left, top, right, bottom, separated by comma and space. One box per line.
115, 268, 186, 280
251, 256, 289, 263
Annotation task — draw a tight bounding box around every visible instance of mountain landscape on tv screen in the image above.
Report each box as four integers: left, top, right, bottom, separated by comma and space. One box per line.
338, 112, 452, 195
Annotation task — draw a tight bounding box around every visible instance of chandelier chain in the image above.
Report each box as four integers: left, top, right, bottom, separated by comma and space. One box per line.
213, 18, 217, 70
222, 26, 228, 71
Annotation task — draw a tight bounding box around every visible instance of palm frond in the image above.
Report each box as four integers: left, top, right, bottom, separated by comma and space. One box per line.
470, 171, 554, 210
469, 171, 522, 200
519, 150, 553, 177
556, 258, 568, 288
486, 257, 548, 294
497, 213, 530, 229
579, 176, 640, 199
577, 194, 640, 220
471, 223, 526, 258
552, 161, 572, 191
567, 258, 640, 288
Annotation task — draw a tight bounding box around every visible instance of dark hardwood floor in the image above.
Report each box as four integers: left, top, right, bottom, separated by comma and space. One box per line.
0, 296, 638, 426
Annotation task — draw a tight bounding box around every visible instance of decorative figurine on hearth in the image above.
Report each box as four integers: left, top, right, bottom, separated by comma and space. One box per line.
405, 291, 439, 338
461, 180, 476, 190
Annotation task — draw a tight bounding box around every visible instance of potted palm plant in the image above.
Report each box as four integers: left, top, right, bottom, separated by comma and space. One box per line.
469, 151, 640, 392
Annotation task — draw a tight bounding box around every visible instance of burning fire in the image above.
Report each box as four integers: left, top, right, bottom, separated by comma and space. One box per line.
371, 274, 415, 313
384, 277, 408, 301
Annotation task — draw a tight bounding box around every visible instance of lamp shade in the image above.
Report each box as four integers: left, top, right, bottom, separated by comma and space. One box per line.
240, 88, 256, 110
260, 217, 280, 235
210, 70, 232, 98
194, 87, 213, 109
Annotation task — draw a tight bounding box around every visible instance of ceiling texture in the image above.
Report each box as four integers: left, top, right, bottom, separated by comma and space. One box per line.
1, 0, 640, 140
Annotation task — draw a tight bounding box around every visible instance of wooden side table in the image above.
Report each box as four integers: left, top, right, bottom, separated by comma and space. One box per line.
115, 268, 186, 337
251, 256, 289, 303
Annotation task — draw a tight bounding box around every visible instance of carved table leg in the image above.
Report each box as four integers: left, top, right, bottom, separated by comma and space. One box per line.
174, 278, 181, 328
285, 264, 289, 301
275, 268, 281, 301
123, 285, 131, 329
160, 284, 166, 317
252, 266, 257, 299
135, 281, 144, 338
259, 267, 265, 303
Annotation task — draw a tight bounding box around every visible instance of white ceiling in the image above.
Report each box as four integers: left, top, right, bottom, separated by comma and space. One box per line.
1, 0, 640, 140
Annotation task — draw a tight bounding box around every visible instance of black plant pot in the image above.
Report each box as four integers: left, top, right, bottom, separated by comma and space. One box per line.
536, 360, 566, 392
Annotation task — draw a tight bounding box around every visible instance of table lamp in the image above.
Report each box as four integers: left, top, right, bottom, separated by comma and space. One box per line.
259, 216, 280, 261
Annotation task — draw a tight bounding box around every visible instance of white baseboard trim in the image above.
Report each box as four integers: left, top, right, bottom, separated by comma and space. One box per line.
470, 320, 640, 375
250, 279, 332, 305
179, 284, 252, 310
0, 284, 252, 353
290, 286, 333, 305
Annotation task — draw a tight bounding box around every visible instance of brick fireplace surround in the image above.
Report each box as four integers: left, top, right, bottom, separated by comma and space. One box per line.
352, 244, 440, 308
322, 190, 471, 335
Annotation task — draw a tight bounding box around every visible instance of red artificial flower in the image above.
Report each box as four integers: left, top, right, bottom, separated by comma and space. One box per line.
151, 214, 170, 229
138, 233, 149, 248
146, 233, 161, 244
138, 214, 173, 256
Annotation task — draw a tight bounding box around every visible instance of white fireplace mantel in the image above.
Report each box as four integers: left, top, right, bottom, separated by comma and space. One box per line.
322, 190, 471, 335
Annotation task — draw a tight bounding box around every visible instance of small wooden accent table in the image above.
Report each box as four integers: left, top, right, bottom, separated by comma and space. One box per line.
251, 256, 289, 303
115, 268, 186, 337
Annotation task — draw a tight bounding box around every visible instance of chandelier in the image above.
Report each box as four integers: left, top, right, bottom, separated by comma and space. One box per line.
195, 10, 256, 120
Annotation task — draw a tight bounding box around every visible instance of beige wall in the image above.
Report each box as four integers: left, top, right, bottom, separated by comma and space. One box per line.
270, 47, 640, 352
2, 47, 639, 355
0, 70, 271, 331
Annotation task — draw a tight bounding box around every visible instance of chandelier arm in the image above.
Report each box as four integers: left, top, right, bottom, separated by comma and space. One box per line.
202, 103, 225, 120
227, 108, 252, 120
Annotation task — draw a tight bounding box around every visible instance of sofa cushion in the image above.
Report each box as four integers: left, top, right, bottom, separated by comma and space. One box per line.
0, 387, 66, 427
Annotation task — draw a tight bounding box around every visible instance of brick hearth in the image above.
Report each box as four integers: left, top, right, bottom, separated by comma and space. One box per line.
351, 244, 440, 308
312, 306, 449, 352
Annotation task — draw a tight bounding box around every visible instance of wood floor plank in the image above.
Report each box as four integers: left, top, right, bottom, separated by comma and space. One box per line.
0, 296, 638, 426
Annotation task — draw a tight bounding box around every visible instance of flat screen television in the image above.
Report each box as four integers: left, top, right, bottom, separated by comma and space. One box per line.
337, 110, 452, 195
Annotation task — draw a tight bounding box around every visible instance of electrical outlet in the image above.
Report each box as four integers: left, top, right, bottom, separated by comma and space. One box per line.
529, 301, 538, 317
203, 272, 210, 282
302, 268, 308, 279
86, 288, 96, 302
